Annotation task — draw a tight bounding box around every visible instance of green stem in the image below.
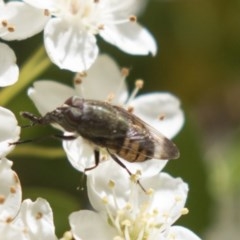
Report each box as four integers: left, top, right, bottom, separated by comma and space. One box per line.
0, 45, 51, 106
9, 145, 65, 159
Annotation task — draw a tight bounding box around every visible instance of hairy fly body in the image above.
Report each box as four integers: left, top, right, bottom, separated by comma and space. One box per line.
20, 96, 179, 189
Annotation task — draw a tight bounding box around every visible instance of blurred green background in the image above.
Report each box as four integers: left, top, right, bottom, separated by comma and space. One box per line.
2, 0, 240, 238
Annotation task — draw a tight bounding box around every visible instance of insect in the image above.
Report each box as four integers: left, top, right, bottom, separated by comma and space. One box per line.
20, 96, 179, 189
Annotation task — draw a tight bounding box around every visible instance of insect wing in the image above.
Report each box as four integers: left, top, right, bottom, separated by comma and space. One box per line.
111, 105, 180, 161
143, 120, 180, 160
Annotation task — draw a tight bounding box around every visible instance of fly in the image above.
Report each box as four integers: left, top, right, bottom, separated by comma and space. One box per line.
18, 96, 180, 191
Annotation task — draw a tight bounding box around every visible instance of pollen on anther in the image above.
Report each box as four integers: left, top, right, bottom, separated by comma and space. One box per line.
36, 212, 43, 220
146, 188, 154, 195
108, 180, 115, 189
74, 76, 83, 85
127, 106, 134, 113
62, 231, 73, 239
106, 93, 115, 102
135, 79, 144, 89
121, 67, 130, 77
130, 173, 139, 183
101, 196, 109, 205
74, 73, 85, 84
175, 195, 182, 202
129, 15, 137, 22
101, 155, 107, 161
181, 208, 189, 215
75, 79, 82, 85
98, 24, 104, 30
158, 114, 165, 121
10, 186, 16, 194
1, 20, 8, 27
122, 219, 131, 227
0, 195, 5, 204
7, 26, 15, 32
124, 202, 132, 211
22, 227, 29, 234
44, 9, 50, 16
6, 217, 13, 223
78, 71, 87, 78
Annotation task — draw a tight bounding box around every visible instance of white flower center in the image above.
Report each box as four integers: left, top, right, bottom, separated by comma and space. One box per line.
101, 180, 188, 240
48, 0, 136, 34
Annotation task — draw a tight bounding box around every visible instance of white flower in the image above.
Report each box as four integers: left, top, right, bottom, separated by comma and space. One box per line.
69, 160, 201, 240
0, 107, 20, 158
0, 0, 49, 41
0, 159, 22, 225
0, 161, 57, 240
0, 0, 49, 86
0, 42, 19, 87
23, 0, 157, 72
0, 108, 57, 240
28, 54, 184, 177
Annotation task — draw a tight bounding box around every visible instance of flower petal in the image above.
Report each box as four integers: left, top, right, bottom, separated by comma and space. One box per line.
0, 159, 21, 223
131, 92, 184, 139
166, 226, 201, 240
28, 80, 75, 115
142, 173, 188, 225
62, 137, 95, 173
0, 107, 20, 158
14, 198, 57, 240
44, 18, 99, 72
69, 210, 116, 240
120, 158, 168, 178
74, 54, 128, 103
87, 161, 187, 218
0, 43, 19, 87
23, 0, 57, 10
0, 223, 27, 240
87, 160, 131, 212
111, 0, 148, 16
100, 22, 157, 56
1, 1, 49, 41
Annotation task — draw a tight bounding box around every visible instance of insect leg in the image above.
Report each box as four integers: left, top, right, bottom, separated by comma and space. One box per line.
84, 150, 100, 172
51, 134, 77, 141
9, 139, 36, 145
108, 151, 146, 192
9, 134, 77, 146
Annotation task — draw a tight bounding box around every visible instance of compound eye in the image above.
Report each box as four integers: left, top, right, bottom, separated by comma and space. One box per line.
64, 96, 74, 106
64, 96, 83, 108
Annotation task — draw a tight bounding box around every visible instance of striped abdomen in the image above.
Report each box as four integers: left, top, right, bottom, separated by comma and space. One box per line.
115, 126, 155, 162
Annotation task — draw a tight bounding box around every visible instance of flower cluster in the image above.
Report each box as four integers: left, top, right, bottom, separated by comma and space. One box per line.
0, 0, 48, 87
0, 1, 202, 239
70, 161, 201, 240
22, 0, 156, 72
0, 108, 57, 239
25, 54, 199, 239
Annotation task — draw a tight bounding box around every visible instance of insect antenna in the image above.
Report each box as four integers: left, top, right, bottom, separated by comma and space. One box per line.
20, 111, 45, 126
10, 110, 77, 146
